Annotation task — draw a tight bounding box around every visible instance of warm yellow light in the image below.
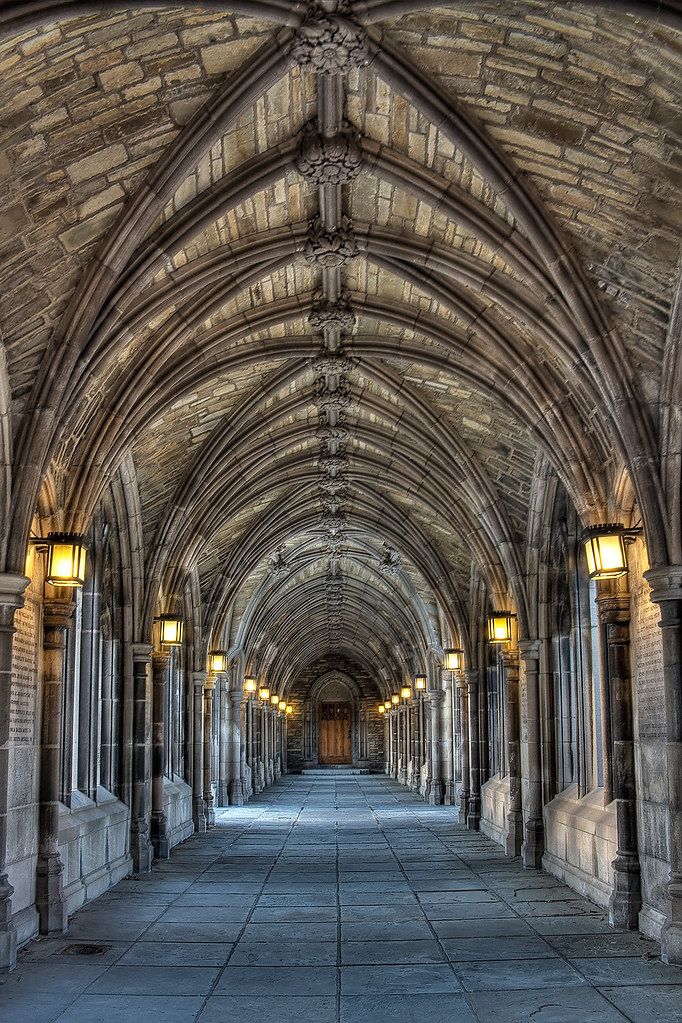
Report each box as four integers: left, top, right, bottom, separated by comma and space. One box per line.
443, 649, 463, 671
208, 650, 227, 673
156, 614, 184, 646
391, 694, 399, 705
401, 686, 412, 700
278, 698, 286, 709
378, 705, 386, 714
584, 526, 628, 580
45, 533, 87, 587
244, 676, 257, 693
270, 693, 280, 705
285, 705, 293, 715
488, 612, 514, 644
259, 687, 270, 701
414, 674, 427, 690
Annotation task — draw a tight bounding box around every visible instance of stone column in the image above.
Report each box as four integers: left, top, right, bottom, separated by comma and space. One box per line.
0, 574, 29, 970
229, 691, 244, 805
383, 712, 389, 774
426, 690, 444, 805
130, 643, 153, 873
37, 595, 75, 932
192, 671, 207, 833
150, 651, 170, 859
410, 699, 420, 790
456, 676, 470, 825
391, 709, 399, 778
466, 669, 481, 830
398, 705, 407, 785
519, 639, 544, 869
218, 676, 230, 806
597, 587, 641, 930
442, 677, 456, 805
203, 677, 216, 826
502, 649, 523, 857
645, 566, 682, 964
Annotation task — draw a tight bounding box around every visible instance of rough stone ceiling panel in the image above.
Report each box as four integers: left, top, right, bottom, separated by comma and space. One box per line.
0, 7, 275, 406
387, 3, 681, 390
133, 354, 292, 546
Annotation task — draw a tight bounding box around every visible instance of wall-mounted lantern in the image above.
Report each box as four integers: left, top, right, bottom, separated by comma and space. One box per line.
208, 650, 227, 673
414, 674, 427, 690
443, 649, 463, 671
30, 532, 88, 587
259, 687, 270, 702
487, 611, 515, 644
400, 686, 412, 701
155, 613, 184, 647
244, 676, 257, 694
391, 694, 400, 705
583, 524, 635, 580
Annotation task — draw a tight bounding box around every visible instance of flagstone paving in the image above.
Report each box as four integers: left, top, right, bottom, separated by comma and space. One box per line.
1, 776, 680, 1022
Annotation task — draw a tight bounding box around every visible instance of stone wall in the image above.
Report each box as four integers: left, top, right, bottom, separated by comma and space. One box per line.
543, 785, 617, 909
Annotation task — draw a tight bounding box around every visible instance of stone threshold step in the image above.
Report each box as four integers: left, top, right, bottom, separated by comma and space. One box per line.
301, 768, 371, 776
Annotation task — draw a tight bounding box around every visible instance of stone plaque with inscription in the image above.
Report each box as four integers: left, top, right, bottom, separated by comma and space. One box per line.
10, 595, 39, 745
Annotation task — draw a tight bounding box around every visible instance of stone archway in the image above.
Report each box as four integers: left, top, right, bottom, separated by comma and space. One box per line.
302, 671, 371, 769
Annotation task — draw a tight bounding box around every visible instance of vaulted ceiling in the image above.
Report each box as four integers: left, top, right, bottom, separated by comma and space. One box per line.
1, 1, 680, 692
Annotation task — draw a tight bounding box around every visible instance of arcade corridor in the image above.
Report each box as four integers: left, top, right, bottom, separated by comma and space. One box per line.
2, 775, 680, 1023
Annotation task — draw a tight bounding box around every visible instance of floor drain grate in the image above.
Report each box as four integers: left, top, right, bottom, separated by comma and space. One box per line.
61, 943, 110, 956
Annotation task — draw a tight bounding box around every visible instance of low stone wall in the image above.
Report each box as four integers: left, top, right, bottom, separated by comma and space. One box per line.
164, 775, 194, 848
58, 789, 132, 919
542, 784, 616, 909
480, 774, 510, 847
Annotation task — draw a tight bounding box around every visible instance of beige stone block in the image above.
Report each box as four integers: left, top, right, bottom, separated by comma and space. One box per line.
99, 61, 144, 91
67, 143, 127, 184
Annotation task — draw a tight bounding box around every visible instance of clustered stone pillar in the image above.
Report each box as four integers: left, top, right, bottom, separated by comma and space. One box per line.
426, 689, 444, 805
442, 676, 456, 805
150, 650, 170, 859
130, 643, 153, 873
229, 690, 244, 805
597, 585, 642, 930
645, 566, 682, 965
456, 674, 470, 825
502, 649, 523, 857
466, 668, 481, 830
36, 595, 74, 932
218, 676, 230, 806
0, 574, 29, 970
192, 671, 207, 833
203, 677, 216, 827
519, 639, 544, 869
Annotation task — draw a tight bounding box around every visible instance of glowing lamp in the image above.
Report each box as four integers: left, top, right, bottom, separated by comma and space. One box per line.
391, 694, 399, 705
259, 687, 270, 702
285, 705, 293, 715
583, 524, 629, 580
414, 674, 427, 690
401, 686, 412, 700
208, 650, 227, 673
378, 705, 386, 714
45, 532, 87, 587
156, 614, 184, 646
278, 698, 286, 709
270, 693, 280, 706
488, 612, 515, 644
443, 649, 463, 671
244, 676, 257, 693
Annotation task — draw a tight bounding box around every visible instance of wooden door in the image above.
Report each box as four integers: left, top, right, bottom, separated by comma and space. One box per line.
319, 702, 352, 764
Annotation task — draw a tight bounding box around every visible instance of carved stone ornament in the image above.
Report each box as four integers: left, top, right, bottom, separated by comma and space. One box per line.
305, 216, 357, 268
297, 123, 362, 185
311, 350, 356, 376
316, 422, 349, 443
309, 295, 357, 335
318, 453, 348, 474
292, 8, 369, 75
313, 378, 352, 410
379, 542, 402, 577
268, 545, 287, 577
322, 511, 346, 534
318, 474, 348, 495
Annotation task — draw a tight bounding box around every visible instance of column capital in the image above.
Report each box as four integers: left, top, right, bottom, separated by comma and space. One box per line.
230, 689, 244, 705
0, 573, 29, 612
152, 650, 171, 670
644, 565, 682, 604
518, 638, 541, 662
43, 597, 75, 632
131, 642, 153, 663
595, 590, 631, 622
464, 668, 480, 685
204, 677, 216, 692
192, 670, 208, 688
501, 648, 520, 671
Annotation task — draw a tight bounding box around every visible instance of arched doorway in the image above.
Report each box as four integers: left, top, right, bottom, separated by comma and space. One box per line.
302, 672, 370, 769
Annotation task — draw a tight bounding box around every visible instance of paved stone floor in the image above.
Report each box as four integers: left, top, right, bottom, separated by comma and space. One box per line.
2, 776, 681, 1023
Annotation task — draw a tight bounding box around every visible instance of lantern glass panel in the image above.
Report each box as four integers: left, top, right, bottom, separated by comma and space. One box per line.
244, 677, 257, 693
443, 649, 462, 671
488, 613, 512, 644
414, 674, 427, 690
401, 686, 412, 700
209, 650, 227, 673
391, 694, 399, 705
259, 688, 270, 701
158, 616, 183, 646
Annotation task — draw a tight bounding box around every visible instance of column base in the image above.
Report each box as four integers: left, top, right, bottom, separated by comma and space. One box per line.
426, 779, 444, 805
217, 781, 229, 807
505, 810, 523, 858
151, 812, 170, 860
131, 818, 153, 874
0, 877, 17, 972
521, 818, 544, 870
609, 854, 642, 930
205, 796, 215, 827
229, 780, 244, 806
458, 794, 469, 826
193, 796, 207, 834
36, 852, 67, 934
467, 796, 480, 831
443, 781, 457, 806
661, 878, 682, 965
